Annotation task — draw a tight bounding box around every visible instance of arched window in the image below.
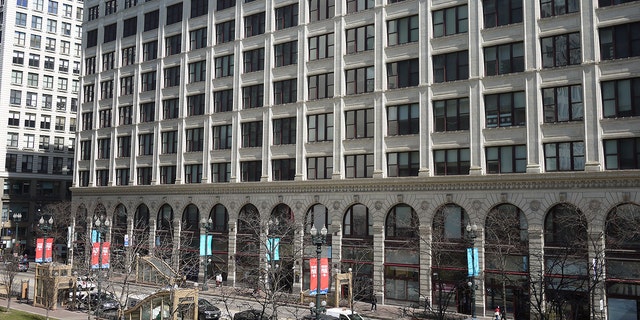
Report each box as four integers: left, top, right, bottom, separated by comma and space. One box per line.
211, 204, 228, 233
157, 204, 173, 231
182, 204, 199, 231
236, 204, 260, 288
134, 204, 150, 231
306, 203, 329, 233
385, 204, 419, 239
544, 203, 587, 246
343, 204, 372, 237
384, 204, 420, 302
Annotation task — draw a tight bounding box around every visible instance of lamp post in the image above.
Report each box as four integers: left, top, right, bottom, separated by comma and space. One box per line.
201, 217, 213, 291
12, 211, 22, 253
93, 214, 110, 319
309, 225, 327, 319
466, 223, 478, 320
39, 215, 54, 261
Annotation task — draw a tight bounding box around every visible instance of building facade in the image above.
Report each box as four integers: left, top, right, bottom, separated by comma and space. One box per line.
74, 0, 640, 319
0, 0, 80, 252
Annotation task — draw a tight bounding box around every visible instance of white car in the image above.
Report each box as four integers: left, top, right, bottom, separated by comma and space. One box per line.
325, 308, 366, 320
77, 276, 97, 290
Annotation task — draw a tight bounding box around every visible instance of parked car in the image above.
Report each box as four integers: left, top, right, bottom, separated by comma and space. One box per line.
325, 308, 366, 320
77, 276, 97, 290
233, 309, 271, 320
301, 314, 338, 320
198, 298, 221, 320
18, 261, 28, 272
79, 291, 119, 312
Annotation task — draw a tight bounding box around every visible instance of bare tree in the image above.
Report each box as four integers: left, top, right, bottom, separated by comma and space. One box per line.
0, 252, 20, 310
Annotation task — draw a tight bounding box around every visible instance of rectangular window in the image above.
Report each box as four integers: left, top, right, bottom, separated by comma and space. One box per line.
244, 48, 265, 73
82, 112, 93, 130
187, 94, 206, 116
15, 31, 26, 46
29, 54, 40, 67
13, 51, 25, 65
141, 71, 157, 91
274, 41, 298, 67
485, 91, 526, 128
274, 79, 297, 105
604, 138, 640, 170
7, 133, 19, 148
119, 105, 133, 125
214, 89, 233, 113
190, 27, 207, 50
215, 54, 234, 78
122, 47, 136, 66
307, 156, 333, 180
144, 10, 159, 32
100, 80, 114, 99
217, 0, 235, 10
97, 138, 111, 159
116, 168, 130, 186
387, 103, 419, 136
5, 154, 18, 172
602, 77, 640, 118
140, 102, 155, 122
433, 5, 468, 38
242, 121, 263, 148
46, 19, 57, 33
387, 151, 419, 177
22, 155, 33, 173
244, 12, 265, 37
387, 15, 419, 46
346, 66, 375, 94
80, 140, 92, 160
117, 136, 132, 157
8, 112, 21, 126
143, 40, 158, 61
544, 141, 585, 171
272, 158, 295, 181
600, 22, 640, 60
273, 117, 296, 145
40, 136, 50, 150
345, 108, 374, 139
38, 156, 48, 174
308, 73, 334, 100
85, 57, 96, 75
346, 0, 374, 13
540, 0, 579, 18
163, 98, 180, 119
345, 154, 374, 178
16, 13, 27, 26
160, 166, 177, 184
486, 145, 527, 173
484, 0, 523, 28
103, 24, 117, 43
186, 128, 204, 152
243, 84, 264, 109
275, 3, 298, 30
164, 66, 181, 88
184, 164, 203, 183
212, 162, 231, 182
310, 0, 334, 22
434, 148, 470, 175
598, 0, 636, 6
434, 98, 469, 132
213, 124, 232, 150
216, 20, 235, 44
98, 109, 112, 128
191, 0, 208, 17
11, 71, 23, 85
346, 24, 374, 54
388, 58, 420, 89
541, 32, 581, 68
123, 17, 137, 38
165, 34, 181, 56
433, 51, 469, 83
484, 42, 525, 76
137, 167, 153, 185
542, 85, 583, 122
241, 161, 261, 182
189, 60, 207, 82
121, 76, 135, 95
308, 113, 333, 142
161, 130, 178, 154
84, 84, 95, 102
138, 133, 154, 156
166, 3, 183, 25
105, 0, 117, 15
25, 113, 36, 128
309, 33, 334, 60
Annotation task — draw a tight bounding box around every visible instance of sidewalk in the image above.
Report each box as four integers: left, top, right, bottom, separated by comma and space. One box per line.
0, 298, 88, 320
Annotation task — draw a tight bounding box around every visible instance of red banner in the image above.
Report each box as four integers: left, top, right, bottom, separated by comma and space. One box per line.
35, 238, 44, 263
320, 258, 329, 294
309, 258, 318, 294
101, 242, 111, 269
44, 238, 54, 262
91, 242, 100, 269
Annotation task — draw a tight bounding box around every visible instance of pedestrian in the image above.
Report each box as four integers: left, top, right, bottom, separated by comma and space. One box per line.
215, 273, 223, 287
371, 294, 377, 311
494, 306, 501, 320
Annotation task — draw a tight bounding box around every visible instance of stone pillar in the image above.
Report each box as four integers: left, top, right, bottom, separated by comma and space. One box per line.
171, 220, 180, 271
528, 227, 545, 317
148, 219, 156, 256
372, 224, 384, 304
419, 225, 432, 306
227, 221, 237, 287
588, 231, 606, 320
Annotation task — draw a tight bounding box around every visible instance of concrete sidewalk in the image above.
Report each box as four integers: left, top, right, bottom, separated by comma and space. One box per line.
0, 298, 89, 320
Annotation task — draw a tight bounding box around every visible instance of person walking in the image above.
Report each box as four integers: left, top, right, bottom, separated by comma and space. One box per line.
371, 294, 377, 311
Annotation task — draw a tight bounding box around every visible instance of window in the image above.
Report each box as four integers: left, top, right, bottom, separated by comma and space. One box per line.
13, 51, 25, 65
61, 22, 71, 36
241, 161, 261, 182
213, 124, 232, 149
484, 0, 523, 28
542, 85, 583, 122
57, 78, 68, 91
105, 0, 117, 15
98, 109, 112, 128
346, 66, 375, 94
121, 75, 135, 95
85, 57, 96, 75
309, 33, 334, 60
100, 80, 114, 99
604, 138, 640, 170
388, 58, 420, 88
97, 138, 111, 159
544, 141, 585, 171
48, 0, 58, 13
117, 135, 131, 157
387, 15, 418, 46
9, 112, 21, 126
31, 16, 42, 30
11, 71, 23, 85
600, 22, 640, 60
273, 117, 296, 145
54, 136, 64, 151
216, 20, 235, 44
310, 0, 334, 21
103, 24, 117, 43
486, 145, 526, 173
484, 42, 525, 76
485, 91, 526, 128
60, 40, 70, 54
54, 116, 65, 131
190, 28, 207, 50
434, 148, 470, 175
186, 127, 204, 152
307, 156, 333, 179
82, 112, 93, 130
215, 54, 234, 78
22, 155, 33, 172
69, 118, 77, 131
43, 95, 53, 109
166, 3, 183, 25
38, 156, 48, 173
88, 6, 99, 20
345, 154, 374, 178
164, 66, 181, 88
160, 166, 177, 184
541, 32, 581, 68
216, 0, 235, 10
347, 0, 374, 13
308, 73, 334, 100
116, 169, 130, 185
308, 113, 333, 142
143, 40, 158, 61
387, 151, 419, 177
137, 167, 153, 185
433, 5, 468, 38
140, 102, 155, 122
599, 0, 636, 7
138, 133, 154, 156
46, 19, 57, 33
30, 35, 42, 49
191, 0, 208, 17
433, 51, 469, 83
188, 60, 206, 83
122, 47, 136, 66
275, 3, 298, 30
244, 48, 264, 73
242, 121, 263, 147
184, 164, 203, 183
28, 54, 40, 67
214, 89, 233, 112
212, 162, 231, 182
345, 108, 374, 139
162, 98, 180, 119
434, 98, 469, 132
10, 90, 22, 105
274, 41, 298, 67
119, 105, 133, 125
387, 103, 419, 136
274, 79, 297, 105
17, 0, 27, 7
73, 62, 81, 74
272, 159, 295, 181
243, 84, 264, 109
602, 77, 640, 118
7, 133, 19, 148
187, 94, 205, 116
540, 0, 579, 17
25, 134, 35, 149
56, 96, 67, 111
6, 154, 18, 172
144, 10, 159, 31
141, 71, 157, 91
123, 17, 137, 38
244, 12, 265, 37
16, 13, 27, 27
43, 76, 54, 89
40, 136, 50, 150
346, 24, 374, 54
28, 73, 39, 87
161, 130, 178, 154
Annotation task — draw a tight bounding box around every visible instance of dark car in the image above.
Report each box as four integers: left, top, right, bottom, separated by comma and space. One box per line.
233, 309, 271, 320
80, 291, 120, 312
18, 261, 28, 272
301, 314, 339, 320
198, 298, 221, 320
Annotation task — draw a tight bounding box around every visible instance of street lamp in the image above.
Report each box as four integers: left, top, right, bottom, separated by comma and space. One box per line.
12, 210, 22, 253
201, 217, 213, 291
466, 223, 478, 320
93, 214, 110, 319
309, 225, 327, 319
38, 215, 54, 252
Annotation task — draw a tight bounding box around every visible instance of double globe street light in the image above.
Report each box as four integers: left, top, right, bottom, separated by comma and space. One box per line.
309, 225, 327, 319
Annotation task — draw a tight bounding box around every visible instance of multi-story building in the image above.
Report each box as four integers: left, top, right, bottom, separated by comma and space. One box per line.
74, 0, 640, 319
0, 0, 81, 253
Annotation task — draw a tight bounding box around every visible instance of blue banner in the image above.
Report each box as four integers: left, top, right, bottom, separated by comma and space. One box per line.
206, 235, 212, 256
91, 230, 98, 243
467, 248, 479, 277
266, 238, 280, 261
200, 234, 213, 256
